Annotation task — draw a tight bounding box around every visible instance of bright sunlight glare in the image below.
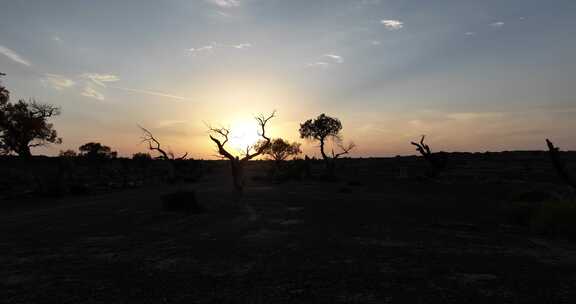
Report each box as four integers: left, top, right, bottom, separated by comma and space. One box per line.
228, 121, 261, 153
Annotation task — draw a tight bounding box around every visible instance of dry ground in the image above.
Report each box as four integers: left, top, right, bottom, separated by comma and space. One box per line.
2, 161, 576, 303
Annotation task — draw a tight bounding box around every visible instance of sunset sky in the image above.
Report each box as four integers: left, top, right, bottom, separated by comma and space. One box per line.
1, 0, 576, 158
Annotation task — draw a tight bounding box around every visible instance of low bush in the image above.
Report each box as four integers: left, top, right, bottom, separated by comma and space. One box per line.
503, 190, 576, 238
531, 200, 576, 238
161, 191, 204, 214
502, 201, 540, 227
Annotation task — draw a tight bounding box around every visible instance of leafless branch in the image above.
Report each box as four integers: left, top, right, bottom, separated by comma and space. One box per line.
332, 141, 356, 159
255, 110, 276, 143
207, 111, 276, 163
139, 125, 187, 160
411, 135, 431, 156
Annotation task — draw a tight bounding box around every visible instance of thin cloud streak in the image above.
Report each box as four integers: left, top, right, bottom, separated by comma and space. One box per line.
233, 43, 252, 49
186, 42, 252, 55
0, 45, 32, 66
381, 19, 403, 30
109, 86, 193, 102
82, 73, 120, 87
307, 62, 329, 68
323, 54, 344, 64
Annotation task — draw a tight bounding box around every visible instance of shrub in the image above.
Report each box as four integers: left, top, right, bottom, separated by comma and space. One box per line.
503, 190, 576, 238
503, 189, 563, 226
531, 200, 576, 238
161, 191, 204, 214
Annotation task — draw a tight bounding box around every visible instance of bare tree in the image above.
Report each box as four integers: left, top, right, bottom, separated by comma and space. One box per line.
139, 126, 188, 160
545, 139, 576, 190
411, 135, 448, 178
208, 111, 275, 193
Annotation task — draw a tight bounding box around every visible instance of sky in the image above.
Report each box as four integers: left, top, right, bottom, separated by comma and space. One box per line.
1, 0, 576, 158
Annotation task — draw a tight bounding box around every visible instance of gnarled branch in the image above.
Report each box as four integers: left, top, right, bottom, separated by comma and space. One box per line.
243, 111, 276, 161
332, 141, 356, 159
139, 125, 187, 160
411, 135, 447, 178
411, 135, 431, 156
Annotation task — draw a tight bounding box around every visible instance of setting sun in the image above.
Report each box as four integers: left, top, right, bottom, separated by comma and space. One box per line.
228, 120, 261, 153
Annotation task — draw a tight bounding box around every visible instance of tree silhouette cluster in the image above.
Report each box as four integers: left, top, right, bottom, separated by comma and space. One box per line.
3, 72, 575, 195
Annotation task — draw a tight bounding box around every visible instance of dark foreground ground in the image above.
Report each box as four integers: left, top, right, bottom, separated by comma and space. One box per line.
2, 158, 576, 303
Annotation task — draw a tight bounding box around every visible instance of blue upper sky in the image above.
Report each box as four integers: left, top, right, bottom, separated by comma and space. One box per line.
1, 0, 576, 157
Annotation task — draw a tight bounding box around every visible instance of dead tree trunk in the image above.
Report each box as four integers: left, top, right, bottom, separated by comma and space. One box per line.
411, 135, 448, 179
318, 138, 355, 179
546, 139, 576, 190
303, 155, 312, 179
209, 111, 275, 195
230, 156, 245, 193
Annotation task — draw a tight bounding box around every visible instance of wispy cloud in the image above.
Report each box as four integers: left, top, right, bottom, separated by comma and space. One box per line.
187, 45, 215, 55
82, 73, 120, 87
307, 53, 344, 69
490, 21, 505, 28
109, 86, 192, 102
306, 62, 330, 69
41, 74, 75, 90
0, 45, 31, 66
205, 0, 240, 8
381, 19, 404, 30
81, 85, 105, 100
465, 31, 476, 36
371, 40, 382, 46
233, 43, 252, 49
186, 42, 252, 55
323, 54, 344, 64
39, 71, 188, 102
446, 112, 504, 121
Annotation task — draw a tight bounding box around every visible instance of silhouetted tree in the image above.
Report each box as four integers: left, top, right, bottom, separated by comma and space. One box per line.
132, 152, 152, 161
79, 142, 117, 159
59, 149, 78, 158
139, 126, 187, 160
545, 139, 576, 190
0, 73, 62, 157
256, 138, 301, 166
411, 135, 448, 178
208, 111, 275, 194
299, 113, 355, 177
